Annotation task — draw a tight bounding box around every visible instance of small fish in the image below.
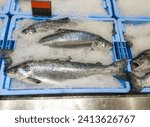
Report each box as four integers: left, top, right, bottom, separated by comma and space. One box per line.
6, 59, 126, 84
39, 29, 112, 50
22, 17, 72, 34
131, 49, 150, 72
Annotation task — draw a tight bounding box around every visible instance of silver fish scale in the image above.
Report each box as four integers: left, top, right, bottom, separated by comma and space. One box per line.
28, 60, 100, 80
39, 30, 112, 49
22, 18, 72, 34
7, 60, 126, 83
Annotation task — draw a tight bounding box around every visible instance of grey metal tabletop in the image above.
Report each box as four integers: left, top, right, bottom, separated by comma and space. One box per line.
0, 94, 150, 110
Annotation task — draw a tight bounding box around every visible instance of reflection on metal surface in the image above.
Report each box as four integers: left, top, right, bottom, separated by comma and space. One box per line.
0, 95, 150, 110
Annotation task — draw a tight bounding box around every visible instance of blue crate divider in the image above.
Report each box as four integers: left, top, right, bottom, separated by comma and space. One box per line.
112, 0, 150, 18
0, 0, 11, 15
0, 15, 130, 95
10, 0, 112, 18
0, 15, 10, 50
118, 18, 150, 93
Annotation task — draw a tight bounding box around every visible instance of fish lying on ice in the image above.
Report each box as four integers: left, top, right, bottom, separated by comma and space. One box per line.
131, 49, 150, 72
6, 59, 127, 84
39, 29, 112, 50
22, 17, 73, 34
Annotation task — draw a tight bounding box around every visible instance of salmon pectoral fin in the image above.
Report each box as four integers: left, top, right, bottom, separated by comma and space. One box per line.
27, 77, 41, 84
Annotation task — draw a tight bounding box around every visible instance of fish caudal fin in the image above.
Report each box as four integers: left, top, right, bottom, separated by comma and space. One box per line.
4, 57, 13, 71
115, 71, 143, 93
114, 71, 130, 81
127, 72, 143, 93
113, 60, 127, 72
0, 50, 13, 70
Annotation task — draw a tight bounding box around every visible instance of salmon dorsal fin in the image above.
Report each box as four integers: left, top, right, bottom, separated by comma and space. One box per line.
55, 29, 74, 33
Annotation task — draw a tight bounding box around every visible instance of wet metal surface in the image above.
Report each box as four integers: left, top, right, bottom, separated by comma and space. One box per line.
0, 94, 150, 110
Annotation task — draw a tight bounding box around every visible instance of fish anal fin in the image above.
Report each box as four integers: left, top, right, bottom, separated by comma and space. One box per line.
55, 29, 67, 33
66, 56, 72, 62
27, 77, 41, 84
96, 62, 103, 66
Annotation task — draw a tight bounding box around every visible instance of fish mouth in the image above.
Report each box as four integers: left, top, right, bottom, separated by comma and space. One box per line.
132, 61, 140, 70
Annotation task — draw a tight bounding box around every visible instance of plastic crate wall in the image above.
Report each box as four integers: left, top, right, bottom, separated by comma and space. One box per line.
112, 0, 150, 19
0, 15, 10, 50
118, 18, 150, 93
0, 0, 11, 15
10, 0, 113, 18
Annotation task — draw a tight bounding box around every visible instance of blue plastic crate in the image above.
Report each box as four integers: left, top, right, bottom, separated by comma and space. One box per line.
118, 18, 150, 93
0, 0, 11, 14
10, 0, 112, 18
0, 15, 130, 95
112, 0, 150, 18
0, 15, 9, 50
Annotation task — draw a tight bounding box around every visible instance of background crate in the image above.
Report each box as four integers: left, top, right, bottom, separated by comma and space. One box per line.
112, 0, 150, 18
10, 0, 113, 18
0, 0, 11, 15
0, 15, 9, 50
0, 15, 130, 95
118, 18, 150, 93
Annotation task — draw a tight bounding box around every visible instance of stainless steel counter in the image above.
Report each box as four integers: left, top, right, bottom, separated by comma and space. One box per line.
0, 94, 150, 110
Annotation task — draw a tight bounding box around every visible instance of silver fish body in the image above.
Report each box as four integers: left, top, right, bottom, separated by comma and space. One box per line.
132, 49, 150, 72
6, 59, 126, 84
22, 18, 71, 34
39, 29, 112, 49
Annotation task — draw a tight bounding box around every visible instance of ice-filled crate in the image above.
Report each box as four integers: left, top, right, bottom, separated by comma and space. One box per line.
0, 0, 11, 14
0, 15, 130, 95
118, 18, 150, 93
112, 0, 150, 18
0, 15, 9, 50
10, 0, 112, 18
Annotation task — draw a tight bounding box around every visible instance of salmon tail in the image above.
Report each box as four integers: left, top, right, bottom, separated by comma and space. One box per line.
114, 71, 130, 81
0, 50, 13, 70
127, 72, 143, 93
113, 59, 127, 72
115, 70, 143, 93
3, 57, 13, 71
